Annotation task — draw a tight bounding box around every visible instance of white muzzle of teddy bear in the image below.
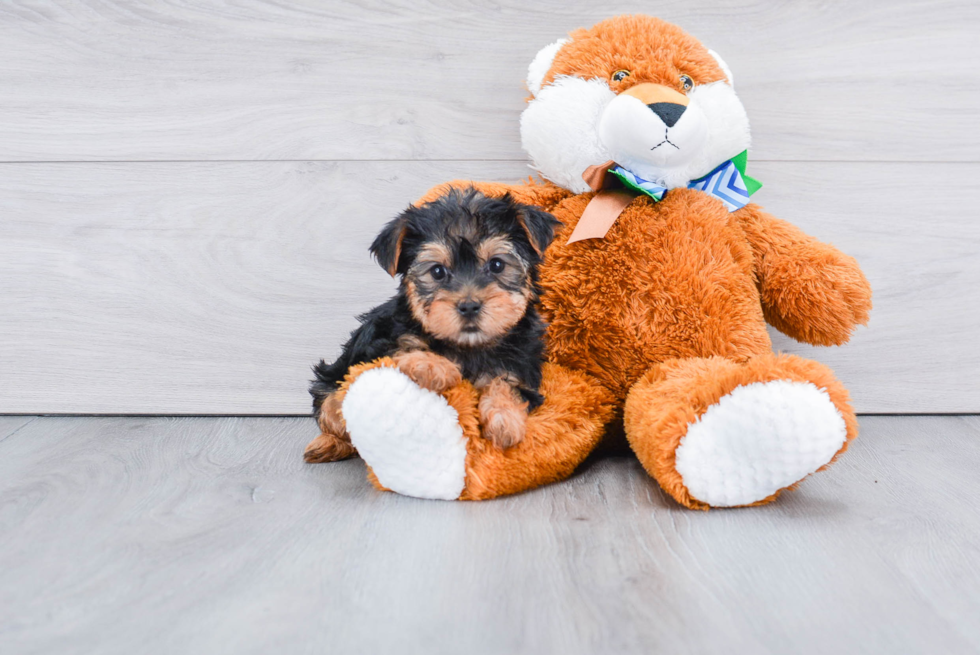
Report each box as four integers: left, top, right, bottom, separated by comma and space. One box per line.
597, 91, 709, 190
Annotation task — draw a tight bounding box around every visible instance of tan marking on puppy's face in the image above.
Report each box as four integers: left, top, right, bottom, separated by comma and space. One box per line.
406, 280, 466, 344
414, 242, 452, 268
477, 235, 532, 293
418, 288, 470, 342
410, 282, 530, 347
405, 278, 426, 320
477, 284, 530, 341
476, 235, 515, 263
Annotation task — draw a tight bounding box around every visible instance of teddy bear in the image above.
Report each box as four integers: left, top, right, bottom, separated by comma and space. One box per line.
323, 14, 872, 509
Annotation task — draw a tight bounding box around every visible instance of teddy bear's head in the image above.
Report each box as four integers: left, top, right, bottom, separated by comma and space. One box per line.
520, 15, 750, 193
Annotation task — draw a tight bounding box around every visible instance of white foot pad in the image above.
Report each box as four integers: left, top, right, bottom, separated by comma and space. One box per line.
674, 380, 847, 507
342, 366, 467, 500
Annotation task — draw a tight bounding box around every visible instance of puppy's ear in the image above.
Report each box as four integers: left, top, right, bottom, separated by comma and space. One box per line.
370, 212, 410, 277
515, 204, 562, 256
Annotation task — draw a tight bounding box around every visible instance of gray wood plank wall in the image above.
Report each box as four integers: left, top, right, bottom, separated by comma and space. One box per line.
1, 1, 978, 414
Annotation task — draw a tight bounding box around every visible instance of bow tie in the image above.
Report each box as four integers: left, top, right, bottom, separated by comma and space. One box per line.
567, 150, 762, 244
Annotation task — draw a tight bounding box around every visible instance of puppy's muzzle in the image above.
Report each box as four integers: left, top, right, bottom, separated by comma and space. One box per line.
457, 299, 482, 320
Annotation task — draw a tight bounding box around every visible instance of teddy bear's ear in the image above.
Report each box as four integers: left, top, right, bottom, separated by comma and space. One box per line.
516, 204, 562, 257
526, 38, 569, 97
370, 212, 411, 277
707, 49, 735, 87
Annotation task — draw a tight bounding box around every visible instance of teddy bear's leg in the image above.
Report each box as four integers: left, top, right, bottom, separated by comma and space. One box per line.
338, 359, 616, 500
623, 354, 859, 509
460, 363, 617, 500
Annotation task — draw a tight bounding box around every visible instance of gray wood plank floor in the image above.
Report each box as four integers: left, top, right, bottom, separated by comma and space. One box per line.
1, 415, 977, 654
0, 416, 37, 442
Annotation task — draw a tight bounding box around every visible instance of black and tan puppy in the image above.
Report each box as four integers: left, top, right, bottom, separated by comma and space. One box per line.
306, 188, 561, 463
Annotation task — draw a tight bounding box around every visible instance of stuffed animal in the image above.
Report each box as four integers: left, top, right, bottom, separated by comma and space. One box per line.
329, 14, 872, 509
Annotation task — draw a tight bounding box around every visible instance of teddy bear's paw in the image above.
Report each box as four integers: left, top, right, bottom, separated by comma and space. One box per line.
674, 380, 848, 507
341, 366, 467, 500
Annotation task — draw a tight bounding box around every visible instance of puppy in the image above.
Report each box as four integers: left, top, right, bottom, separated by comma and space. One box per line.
305, 188, 561, 463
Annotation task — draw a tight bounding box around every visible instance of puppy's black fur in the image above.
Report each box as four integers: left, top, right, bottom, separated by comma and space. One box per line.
310, 188, 560, 415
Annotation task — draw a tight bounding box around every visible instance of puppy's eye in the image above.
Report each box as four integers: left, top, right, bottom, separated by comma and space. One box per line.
611, 69, 631, 82
429, 265, 447, 281
488, 258, 505, 274
680, 74, 694, 91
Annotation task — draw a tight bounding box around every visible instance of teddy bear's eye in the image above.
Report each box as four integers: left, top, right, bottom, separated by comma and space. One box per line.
611, 69, 631, 82
680, 74, 694, 91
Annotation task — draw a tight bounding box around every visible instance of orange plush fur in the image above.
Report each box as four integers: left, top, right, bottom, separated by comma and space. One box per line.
343, 15, 871, 508
542, 17, 728, 95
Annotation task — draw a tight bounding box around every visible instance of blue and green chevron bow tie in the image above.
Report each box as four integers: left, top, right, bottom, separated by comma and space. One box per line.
609, 150, 762, 212
568, 151, 764, 244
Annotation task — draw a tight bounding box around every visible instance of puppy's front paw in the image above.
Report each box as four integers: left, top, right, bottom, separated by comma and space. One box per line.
305, 432, 357, 462
478, 378, 528, 450
482, 407, 527, 450
391, 350, 462, 393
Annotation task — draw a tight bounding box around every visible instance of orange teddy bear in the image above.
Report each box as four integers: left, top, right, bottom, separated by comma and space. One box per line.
326, 15, 872, 509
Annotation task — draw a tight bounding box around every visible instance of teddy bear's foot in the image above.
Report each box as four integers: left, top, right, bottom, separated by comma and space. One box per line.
342, 365, 468, 500
624, 354, 859, 509
674, 379, 846, 507
338, 359, 616, 501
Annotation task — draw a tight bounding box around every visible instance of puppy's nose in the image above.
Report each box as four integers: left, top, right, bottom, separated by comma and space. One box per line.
647, 102, 686, 128
457, 299, 482, 319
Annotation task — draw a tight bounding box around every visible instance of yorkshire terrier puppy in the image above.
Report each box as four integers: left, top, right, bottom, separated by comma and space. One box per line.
305, 188, 561, 463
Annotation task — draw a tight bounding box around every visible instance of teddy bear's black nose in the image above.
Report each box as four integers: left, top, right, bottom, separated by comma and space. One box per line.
647, 102, 686, 128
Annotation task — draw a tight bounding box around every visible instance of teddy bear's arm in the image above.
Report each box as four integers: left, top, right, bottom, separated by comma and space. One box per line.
414, 179, 573, 210
735, 204, 872, 346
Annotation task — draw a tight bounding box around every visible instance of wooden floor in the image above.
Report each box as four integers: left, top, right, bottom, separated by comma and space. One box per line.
0, 416, 977, 654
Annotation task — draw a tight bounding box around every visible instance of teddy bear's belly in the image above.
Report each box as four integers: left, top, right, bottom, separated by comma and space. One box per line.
540, 190, 772, 400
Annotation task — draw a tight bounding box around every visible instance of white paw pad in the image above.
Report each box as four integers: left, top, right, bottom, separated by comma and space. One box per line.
342, 366, 467, 500
674, 380, 847, 507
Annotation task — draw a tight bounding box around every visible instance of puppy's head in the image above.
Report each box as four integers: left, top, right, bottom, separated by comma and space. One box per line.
371, 188, 560, 347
